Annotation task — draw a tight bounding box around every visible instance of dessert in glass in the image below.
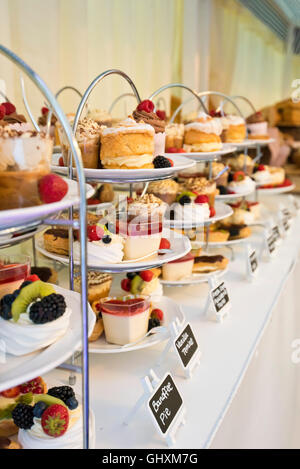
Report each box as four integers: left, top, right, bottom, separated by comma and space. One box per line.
0, 255, 30, 298
227, 153, 254, 176
0, 127, 53, 210
99, 295, 151, 345
37, 107, 57, 142
183, 177, 218, 208
87, 108, 112, 127
165, 123, 184, 150
184, 112, 223, 152
147, 179, 179, 205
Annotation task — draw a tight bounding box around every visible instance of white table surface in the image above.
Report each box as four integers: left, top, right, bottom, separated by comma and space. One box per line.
42, 194, 300, 449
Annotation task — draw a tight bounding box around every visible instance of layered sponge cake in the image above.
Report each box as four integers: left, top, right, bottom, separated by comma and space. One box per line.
100, 118, 155, 169
184, 112, 223, 152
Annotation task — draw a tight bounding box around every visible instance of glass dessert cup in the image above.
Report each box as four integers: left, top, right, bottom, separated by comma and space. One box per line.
99, 295, 151, 345
154, 132, 166, 157
116, 212, 163, 261
61, 136, 100, 169
0, 255, 30, 298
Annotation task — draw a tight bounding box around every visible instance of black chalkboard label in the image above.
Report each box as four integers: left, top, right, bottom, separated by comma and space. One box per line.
272, 225, 280, 241
174, 323, 198, 368
250, 250, 258, 273
210, 281, 230, 313
148, 374, 183, 435
267, 234, 276, 253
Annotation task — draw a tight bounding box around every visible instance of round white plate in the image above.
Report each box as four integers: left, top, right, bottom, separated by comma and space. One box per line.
51, 154, 196, 182
0, 285, 96, 392
256, 184, 295, 195
0, 225, 45, 247
165, 202, 233, 229
216, 187, 255, 200
86, 201, 113, 211
160, 265, 228, 286
223, 138, 274, 149
89, 296, 183, 354
35, 228, 191, 273
174, 145, 237, 160
192, 236, 251, 247
0, 179, 94, 231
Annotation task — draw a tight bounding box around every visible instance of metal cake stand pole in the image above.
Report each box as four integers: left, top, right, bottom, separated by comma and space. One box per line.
0, 45, 90, 449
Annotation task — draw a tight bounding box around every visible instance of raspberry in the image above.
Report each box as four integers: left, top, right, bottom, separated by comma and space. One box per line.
167, 158, 174, 167
0, 104, 6, 120
41, 404, 69, 437
151, 308, 164, 321
47, 386, 75, 405
137, 99, 154, 113
121, 278, 131, 292
257, 164, 265, 171
2, 102, 16, 115
195, 195, 209, 204
41, 106, 49, 115
87, 198, 100, 205
210, 206, 216, 217
29, 293, 66, 324
139, 270, 154, 282
233, 171, 245, 182
87, 225, 103, 241
153, 155, 172, 168
159, 238, 171, 250
38, 174, 68, 203
156, 110, 166, 120
12, 404, 34, 429
58, 156, 64, 167
26, 274, 40, 282
148, 317, 160, 331
127, 197, 134, 204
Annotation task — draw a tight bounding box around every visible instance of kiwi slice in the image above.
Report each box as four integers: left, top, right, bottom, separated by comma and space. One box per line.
176, 191, 195, 202
33, 393, 67, 408
11, 281, 56, 322
130, 275, 144, 294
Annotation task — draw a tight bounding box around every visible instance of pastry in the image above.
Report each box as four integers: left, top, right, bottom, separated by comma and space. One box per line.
207, 224, 230, 242
221, 115, 246, 143
0, 437, 21, 449
227, 153, 254, 176
162, 252, 195, 281
0, 127, 53, 210
147, 179, 179, 205
88, 313, 104, 342
182, 177, 217, 208
100, 118, 155, 169
74, 271, 112, 304
193, 254, 229, 273
184, 112, 223, 152
246, 112, 268, 139
30, 266, 58, 284
133, 100, 166, 156
269, 166, 285, 185
87, 108, 112, 127
169, 192, 210, 223
43, 228, 69, 256
93, 183, 114, 203
165, 123, 184, 150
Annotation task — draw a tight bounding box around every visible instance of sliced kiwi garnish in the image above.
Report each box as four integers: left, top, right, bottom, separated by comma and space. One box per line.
11, 281, 56, 322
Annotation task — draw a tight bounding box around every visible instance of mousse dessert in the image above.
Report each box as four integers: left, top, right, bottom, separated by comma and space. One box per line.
252, 164, 285, 186
162, 252, 195, 281
182, 177, 218, 208
133, 99, 166, 156
87, 108, 112, 127
0, 256, 30, 298
246, 111, 268, 140
0, 102, 27, 127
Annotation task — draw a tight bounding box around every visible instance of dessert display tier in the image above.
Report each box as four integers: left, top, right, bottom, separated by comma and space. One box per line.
215, 188, 255, 200
160, 265, 228, 286
179, 145, 237, 160
0, 225, 44, 248
0, 179, 94, 231
165, 201, 233, 229
223, 138, 274, 149
0, 285, 95, 392
256, 184, 296, 195
51, 154, 196, 183
44, 194, 300, 448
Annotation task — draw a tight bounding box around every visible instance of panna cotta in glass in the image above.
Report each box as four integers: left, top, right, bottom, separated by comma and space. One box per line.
99, 295, 151, 345
162, 252, 194, 281
0, 255, 30, 298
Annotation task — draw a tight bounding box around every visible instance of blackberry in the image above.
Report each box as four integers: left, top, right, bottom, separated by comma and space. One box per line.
126, 272, 136, 280
228, 225, 241, 237
12, 404, 34, 429
29, 293, 66, 324
179, 195, 191, 205
148, 317, 160, 331
228, 173, 234, 182
0, 294, 15, 320
153, 156, 171, 168
47, 386, 75, 405
102, 235, 112, 244
218, 185, 229, 195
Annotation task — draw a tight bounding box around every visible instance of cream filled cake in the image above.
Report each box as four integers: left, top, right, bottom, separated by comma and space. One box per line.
246, 112, 268, 139
162, 252, 194, 281
184, 112, 223, 152
221, 115, 246, 143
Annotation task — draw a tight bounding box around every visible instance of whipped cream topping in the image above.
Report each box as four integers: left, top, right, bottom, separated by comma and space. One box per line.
228, 154, 254, 169
0, 307, 71, 356
101, 153, 153, 168
230, 208, 255, 225
129, 194, 167, 217
185, 112, 223, 135
171, 202, 210, 222
74, 234, 124, 265
252, 169, 271, 183
101, 118, 155, 136
228, 176, 255, 193
165, 123, 184, 137
221, 114, 245, 128
184, 177, 216, 194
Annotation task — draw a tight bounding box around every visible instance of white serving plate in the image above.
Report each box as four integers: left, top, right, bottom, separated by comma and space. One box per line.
0, 285, 96, 392
165, 202, 233, 229
160, 264, 229, 286
223, 138, 274, 149
192, 236, 252, 247
88, 296, 183, 354
51, 154, 196, 181
35, 228, 191, 273
215, 187, 255, 200
256, 184, 295, 195
0, 225, 45, 247
0, 179, 94, 230
174, 145, 237, 160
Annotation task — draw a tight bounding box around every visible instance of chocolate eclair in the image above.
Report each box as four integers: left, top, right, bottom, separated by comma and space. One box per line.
43, 228, 69, 255
193, 254, 229, 273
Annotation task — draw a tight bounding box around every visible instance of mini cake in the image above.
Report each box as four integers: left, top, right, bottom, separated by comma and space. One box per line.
269, 166, 285, 185
133, 100, 166, 156
227, 171, 256, 194
121, 269, 163, 301
221, 115, 246, 143
127, 194, 167, 218
87, 108, 112, 127
165, 123, 184, 150
169, 192, 211, 224
74, 271, 112, 304
203, 162, 229, 186
0, 127, 53, 210
100, 118, 155, 169
183, 177, 217, 208
162, 252, 194, 281
222, 201, 260, 225
246, 112, 268, 140
193, 254, 228, 273
184, 112, 223, 152
0, 279, 71, 356
37, 107, 57, 142
227, 153, 254, 176
147, 179, 179, 205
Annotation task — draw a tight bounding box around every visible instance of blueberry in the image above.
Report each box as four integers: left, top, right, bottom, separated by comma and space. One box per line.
148, 318, 160, 331
66, 396, 78, 410
170, 210, 175, 220
218, 185, 228, 195
20, 280, 32, 290
102, 235, 112, 244
33, 401, 47, 418
12, 289, 20, 297
0, 294, 15, 320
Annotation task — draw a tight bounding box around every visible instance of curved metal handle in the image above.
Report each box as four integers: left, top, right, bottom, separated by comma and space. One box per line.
170, 95, 209, 123
155, 96, 167, 112
196, 91, 245, 119
20, 75, 40, 132
46, 86, 84, 136
73, 69, 141, 134
0, 90, 10, 102
220, 95, 257, 115
148, 83, 209, 115
108, 92, 138, 114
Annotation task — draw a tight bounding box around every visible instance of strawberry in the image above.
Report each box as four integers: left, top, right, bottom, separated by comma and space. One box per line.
195, 194, 209, 204
257, 164, 265, 171
121, 278, 131, 292
87, 198, 100, 205
1, 386, 20, 398
159, 238, 170, 250
87, 225, 104, 241
0, 104, 6, 120
58, 156, 64, 167
41, 404, 69, 437
139, 270, 154, 282
166, 157, 174, 167
39, 174, 68, 203
151, 308, 164, 321
2, 102, 16, 115
41, 106, 49, 115
26, 274, 40, 282
210, 206, 216, 217
137, 99, 154, 113
166, 147, 178, 153
156, 110, 166, 120
233, 171, 245, 182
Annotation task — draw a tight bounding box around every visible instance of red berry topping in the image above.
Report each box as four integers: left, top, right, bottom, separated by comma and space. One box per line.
19, 377, 43, 394
26, 274, 40, 282
41, 107, 49, 115
159, 238, 171, 250
166, 147, 178, 153
2, 102, 16, 115
257, 164, 265, 171
127, 197, 134, 204
87, 225, 104, 242
41, 404, 69, 437
195, 194, 209, 204
233, 171, 245, 182
58, 156, 64, 167
1, 386, 21, 398
139, 270, 154, 282
156, 110, 166, 120
151, 308, 164, 321
209, 206, 216, 217
121, 278, 131, 292
137, 99, 154, 113
87, 198, 100, 205
39, 174, 68, 204
0, 104, 5, 120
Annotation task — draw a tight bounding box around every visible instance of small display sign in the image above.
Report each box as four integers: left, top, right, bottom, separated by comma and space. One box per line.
174, 323, 198, 369
210, 281, 230, 314
267, 233, 276, 254
249, 250, 258, 274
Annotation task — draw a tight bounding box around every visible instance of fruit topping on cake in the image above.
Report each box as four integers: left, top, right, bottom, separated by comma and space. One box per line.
38, 174, 68, 204
233, 171, 246, 182
41, 404, 69, 438
159, 238, 171, 250
153, 155, 172, 168
148, 308, 164, 331
137, 99, 155, 113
